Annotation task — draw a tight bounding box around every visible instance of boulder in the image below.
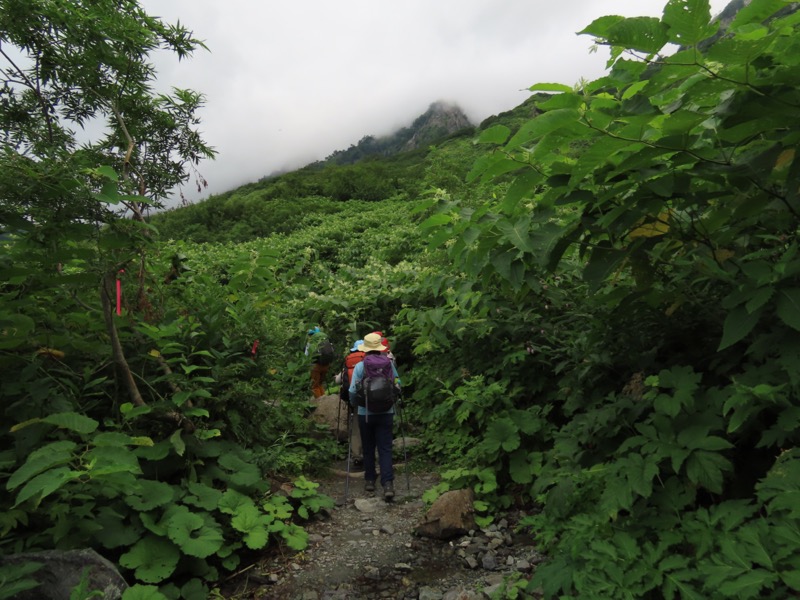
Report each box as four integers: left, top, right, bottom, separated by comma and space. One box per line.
0, 548, 128, 600
393, 436, 422, 450
309, 393, 348, 441
415, 489, 477, 540
310, 395, 364, 458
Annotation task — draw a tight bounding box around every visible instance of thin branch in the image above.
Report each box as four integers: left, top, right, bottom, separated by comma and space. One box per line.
583, 120, 731, 166
0, 44, 55, 142
101, 272, 146, 407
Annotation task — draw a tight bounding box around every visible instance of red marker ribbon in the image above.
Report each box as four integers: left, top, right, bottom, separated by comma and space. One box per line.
116, 269, 125, 316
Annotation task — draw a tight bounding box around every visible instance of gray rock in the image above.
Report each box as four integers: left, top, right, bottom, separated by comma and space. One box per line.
0, 549, 127, 600
415, 489, 477, 540
394, 436, 423, 449
465, 556, 479, 569
309, 394, 348, 440
484, 574, 505, 586
354, 497, 383, 513
444, 589, 483, 600
419, 586, 444, 600
481, 552, 498, 571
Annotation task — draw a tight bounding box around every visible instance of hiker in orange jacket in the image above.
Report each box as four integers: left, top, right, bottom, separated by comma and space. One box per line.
336, 339, 365, 467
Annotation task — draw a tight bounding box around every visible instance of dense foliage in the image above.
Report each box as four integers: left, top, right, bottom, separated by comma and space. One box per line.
0, 2, 333, 598
411, 0, 800, 597
3, 0, 800, 598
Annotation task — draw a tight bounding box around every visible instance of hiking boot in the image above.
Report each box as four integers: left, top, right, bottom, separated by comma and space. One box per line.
383, 480, 395, 500
364, 480, 376, 492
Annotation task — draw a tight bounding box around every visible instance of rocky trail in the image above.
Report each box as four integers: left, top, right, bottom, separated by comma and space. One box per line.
221, 457, 544, 600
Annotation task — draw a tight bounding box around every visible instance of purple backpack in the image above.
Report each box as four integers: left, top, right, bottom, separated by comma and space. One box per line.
357, 354, 397, 413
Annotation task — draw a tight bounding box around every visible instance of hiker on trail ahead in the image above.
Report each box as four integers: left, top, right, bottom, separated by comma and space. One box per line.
337, 339, 365, 467
349, 332, 401, 500
305, 326, 335, 398
371, 330, 395, 363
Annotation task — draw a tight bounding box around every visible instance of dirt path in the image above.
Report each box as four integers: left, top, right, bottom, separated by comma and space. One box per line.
222, 463, 541, 600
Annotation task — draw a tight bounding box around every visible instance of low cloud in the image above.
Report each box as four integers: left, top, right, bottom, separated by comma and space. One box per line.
143, 0, 732, 206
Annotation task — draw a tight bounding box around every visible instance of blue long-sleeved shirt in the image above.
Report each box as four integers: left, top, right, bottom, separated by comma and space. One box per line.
348, 354, 400, 416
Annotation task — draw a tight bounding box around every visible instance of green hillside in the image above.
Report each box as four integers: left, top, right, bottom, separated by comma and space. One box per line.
3, 1, 800, 599
147, 98, 544, 243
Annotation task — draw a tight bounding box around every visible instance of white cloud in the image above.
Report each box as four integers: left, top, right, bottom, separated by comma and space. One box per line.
141, 0, 733, 205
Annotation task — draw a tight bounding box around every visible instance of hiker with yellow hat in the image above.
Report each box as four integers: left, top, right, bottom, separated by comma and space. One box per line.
348, 332, 401, 500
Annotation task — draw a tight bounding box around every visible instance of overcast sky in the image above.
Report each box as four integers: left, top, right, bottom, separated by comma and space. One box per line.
140, 0, 732, 206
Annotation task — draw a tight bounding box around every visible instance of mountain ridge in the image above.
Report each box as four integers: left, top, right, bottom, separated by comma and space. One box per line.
291, 100, 473, 172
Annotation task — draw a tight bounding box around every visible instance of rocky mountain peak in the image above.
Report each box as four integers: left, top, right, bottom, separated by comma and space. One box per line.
320, 100, 473, 167
402, 101, 473, 151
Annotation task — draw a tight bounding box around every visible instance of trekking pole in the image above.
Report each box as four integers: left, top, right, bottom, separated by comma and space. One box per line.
397, 395, 411, 494
344, 407, 353, 503
335, 395, 342, 442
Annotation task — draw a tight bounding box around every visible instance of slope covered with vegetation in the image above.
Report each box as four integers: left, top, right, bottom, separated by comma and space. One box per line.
3, 0, 800, 598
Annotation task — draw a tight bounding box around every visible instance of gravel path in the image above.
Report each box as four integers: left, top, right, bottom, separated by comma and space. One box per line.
223, 464, 543, 600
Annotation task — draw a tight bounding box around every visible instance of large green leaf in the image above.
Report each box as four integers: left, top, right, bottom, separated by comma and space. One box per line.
230, 504, 273, 550
41, 412, 98, 434
0, 313, 35, 349
6, 441, 76, 490
92, 432, 140, 447
528, 83, 574, 93
776, 288, 800, 331
623, 453, 659, 498
730, 0, 786, 29
119, 536, 180, 584
419, 213, 452, 229
706, 34, 776, 66
477, 124, 511, 145
183, 481, 224, 511
718, 569, 778, 598
93, 506, 141, 549
125, 480, 176, 511
84, 446, 142, 477
13, 467, 79, 508
506, 109, 582, 150
569, 138, 645, 189
166, 508, 224, 558
497, 216, 534, 254
685, 450, 731, 493
501, 169, 544, 211
578, 15, 627, 38
280, 523, 309, 551
122, 585, 169, 600
583, 243, 627, 291
718, 305, 764, 350
484, 417, 521, 453
219, 489, 255, 515
587, 16, 670, 54
663, 0, 718, 45
509, 450, 537, 485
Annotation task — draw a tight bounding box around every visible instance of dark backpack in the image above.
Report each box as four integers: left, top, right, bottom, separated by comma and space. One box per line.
356, 353, 398, 413
316, 338, 335, 365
